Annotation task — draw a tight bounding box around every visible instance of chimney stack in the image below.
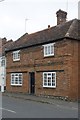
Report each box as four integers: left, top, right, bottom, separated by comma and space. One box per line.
56, 9, 67, 25
2, 37, 7, 45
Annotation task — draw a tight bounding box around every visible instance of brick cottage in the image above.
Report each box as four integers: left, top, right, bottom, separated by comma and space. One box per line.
5, 10, 80, 100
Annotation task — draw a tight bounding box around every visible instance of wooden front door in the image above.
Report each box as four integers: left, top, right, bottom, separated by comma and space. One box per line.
29, 72, 35, 94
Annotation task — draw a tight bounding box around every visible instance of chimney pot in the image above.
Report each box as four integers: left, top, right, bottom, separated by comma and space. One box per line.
48, 25, 50, 28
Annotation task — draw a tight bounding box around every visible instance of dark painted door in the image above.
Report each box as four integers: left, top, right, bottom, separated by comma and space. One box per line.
30, 72, 35, 94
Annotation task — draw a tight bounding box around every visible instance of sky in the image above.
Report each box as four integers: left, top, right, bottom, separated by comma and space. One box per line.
0, 0, 79, 41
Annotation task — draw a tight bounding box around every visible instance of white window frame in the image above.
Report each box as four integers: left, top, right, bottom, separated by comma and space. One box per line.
43, 43, 55, 57
43, 72, 56, 88
0, 56, 6, 67
11, 73, 23, 86
13, 50, 20, 61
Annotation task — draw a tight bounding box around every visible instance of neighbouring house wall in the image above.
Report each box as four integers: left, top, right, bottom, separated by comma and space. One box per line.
78, 41, 80, 100
0, 39, 2, 56
0, 38, 13, 92
0, 57, 6, 86
6, 39, 78, 100
0, 39, 2, 89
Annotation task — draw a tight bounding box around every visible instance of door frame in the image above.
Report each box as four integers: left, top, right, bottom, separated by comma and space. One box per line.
29, 72, 35, 94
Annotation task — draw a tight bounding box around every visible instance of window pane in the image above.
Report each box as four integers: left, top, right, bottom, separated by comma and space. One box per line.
52, 73, 56, 87
12, 81, 14, 84
18, 53, 20, 59
51, 45, 54, 54
48, 46, 50, 54
48, 73, 51, 77
48, 82, 51, 86
19, 81, 22, 84
44, 82, 47, 86
45, 46, 47, 55
48, 77, 51, 86
52, 83, 55, 86
44, 74, 47, 80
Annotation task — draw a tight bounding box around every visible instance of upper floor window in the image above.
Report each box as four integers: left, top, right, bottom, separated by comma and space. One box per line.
43, 72, 56, 88
43, 43, 55, 57
13, 50, 20, 61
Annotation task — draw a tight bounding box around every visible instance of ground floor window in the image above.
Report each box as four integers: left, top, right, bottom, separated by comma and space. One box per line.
43, 72, 56, 88
11, 73, 23, 86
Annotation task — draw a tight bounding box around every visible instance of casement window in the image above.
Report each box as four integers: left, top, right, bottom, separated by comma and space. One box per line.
13, 50, 20, 61
43, 43, 55, 57
11, 73, 23, 86
43, 72, 56, 88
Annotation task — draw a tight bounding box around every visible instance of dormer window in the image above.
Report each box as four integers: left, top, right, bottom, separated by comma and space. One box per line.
43, 43, 55, 57
13, 50, 20, 61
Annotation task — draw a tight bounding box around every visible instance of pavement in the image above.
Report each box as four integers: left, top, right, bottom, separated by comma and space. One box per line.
2, 92, 78, 109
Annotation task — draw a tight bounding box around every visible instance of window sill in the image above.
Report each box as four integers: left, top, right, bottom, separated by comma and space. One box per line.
13, 60, 20, 62
43, 55, 54, 59
11, 85, 22, 87
43, 86, 56, 88
44, 54, 54, 57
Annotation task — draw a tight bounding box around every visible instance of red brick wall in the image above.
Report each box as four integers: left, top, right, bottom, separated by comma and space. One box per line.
6, 39, 78, 100
35, 71, 69, 97
66, 40, 78, 100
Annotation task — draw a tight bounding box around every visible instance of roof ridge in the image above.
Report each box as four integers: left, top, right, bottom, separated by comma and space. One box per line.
5, 19, 79, 52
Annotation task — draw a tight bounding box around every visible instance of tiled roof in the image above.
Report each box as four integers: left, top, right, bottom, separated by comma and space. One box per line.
6, 19, 80, 52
